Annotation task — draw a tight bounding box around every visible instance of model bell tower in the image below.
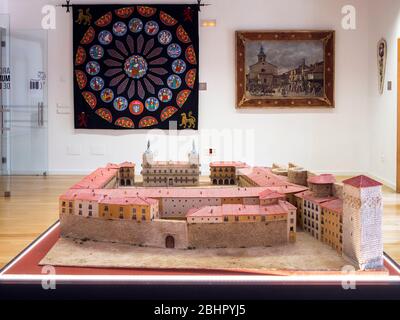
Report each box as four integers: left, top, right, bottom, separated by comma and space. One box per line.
142, 140, 154, 167
342, 175, 383, 270
188, 140, 199, 167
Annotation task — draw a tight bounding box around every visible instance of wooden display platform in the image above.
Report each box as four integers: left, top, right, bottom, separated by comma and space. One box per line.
0, 221, 399, 284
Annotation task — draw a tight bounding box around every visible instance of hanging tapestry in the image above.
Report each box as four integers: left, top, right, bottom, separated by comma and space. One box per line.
73, 4, 199, 130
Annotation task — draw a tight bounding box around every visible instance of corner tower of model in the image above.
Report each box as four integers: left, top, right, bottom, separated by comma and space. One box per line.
141, 140, 200, 187
342, 175, 383, 270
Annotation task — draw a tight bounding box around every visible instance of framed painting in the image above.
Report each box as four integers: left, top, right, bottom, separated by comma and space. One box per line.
236, 30, 335, 108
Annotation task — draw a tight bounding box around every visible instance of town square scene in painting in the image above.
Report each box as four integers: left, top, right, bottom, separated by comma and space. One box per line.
245, 40, 325, 98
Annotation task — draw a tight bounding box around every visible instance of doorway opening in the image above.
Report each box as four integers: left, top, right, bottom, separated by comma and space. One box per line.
165, 235, 175, 248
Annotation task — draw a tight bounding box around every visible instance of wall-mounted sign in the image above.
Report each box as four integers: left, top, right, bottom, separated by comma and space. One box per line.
0, 67, 11, 90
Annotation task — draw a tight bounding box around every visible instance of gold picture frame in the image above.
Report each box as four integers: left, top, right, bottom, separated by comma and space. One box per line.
236, 30, 335, 108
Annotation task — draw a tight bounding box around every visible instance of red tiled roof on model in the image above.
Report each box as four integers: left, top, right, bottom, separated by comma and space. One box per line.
294, 190, 309, 199
118, 161, 135, 168
59, 191, 78, 201
99, 196, 158, 206
236, 167, 294, 187
258, 189, 285, 200
71, 193, 105, 201
123, 186, 273, 198
105, 163, 120, 169
70, 162, 137, 190
70, 167, 118, 189
209, 161, 248, 168
59, 183, 310, 203
187, 202, 294, 218
278, 200, 297, 211
308, 174, 336, 185
60, 190, 108, 201
296, 190, 337, 204
266, 185, 308, 195
320, 199, 343, 214
342, 175, 382, 188
60, 186, 277, 201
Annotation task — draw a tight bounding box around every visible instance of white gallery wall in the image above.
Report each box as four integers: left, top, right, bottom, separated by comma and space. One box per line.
1, 0, 392, 180
368, 0, 400, 189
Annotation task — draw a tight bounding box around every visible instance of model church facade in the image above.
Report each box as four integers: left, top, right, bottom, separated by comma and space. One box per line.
141, 141, 201, 187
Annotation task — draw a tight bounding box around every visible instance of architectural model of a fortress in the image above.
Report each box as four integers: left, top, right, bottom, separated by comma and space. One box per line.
59, 143, 384, 271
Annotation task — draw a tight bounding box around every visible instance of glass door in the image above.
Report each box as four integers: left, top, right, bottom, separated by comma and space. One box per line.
0, 14, 10, 197
7, 29, 48, 175
0, 17, 48, 197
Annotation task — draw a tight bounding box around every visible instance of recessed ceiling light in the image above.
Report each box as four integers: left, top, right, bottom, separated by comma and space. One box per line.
201, 19, 217, 27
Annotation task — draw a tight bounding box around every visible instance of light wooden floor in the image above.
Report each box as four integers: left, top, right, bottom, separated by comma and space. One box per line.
0, 175, 399, 268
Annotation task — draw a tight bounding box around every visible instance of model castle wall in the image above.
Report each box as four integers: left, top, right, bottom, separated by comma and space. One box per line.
287, 167, 308, 186
187, 220, 287, 248
60, 213, 288, 250
60, 186, 297, 249
60, 214, 189, 249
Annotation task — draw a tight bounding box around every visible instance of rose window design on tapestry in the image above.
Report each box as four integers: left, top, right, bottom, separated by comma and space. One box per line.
123, 55, 148, 79
73, 5, 198, 129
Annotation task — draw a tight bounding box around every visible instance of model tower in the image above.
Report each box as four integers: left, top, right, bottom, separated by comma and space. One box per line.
188, 140, 199, 167
142, 140, 154, 167
342, 175, 383, 270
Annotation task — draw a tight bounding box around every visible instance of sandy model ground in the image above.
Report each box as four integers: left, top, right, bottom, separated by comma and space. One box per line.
41, 231, 355, 272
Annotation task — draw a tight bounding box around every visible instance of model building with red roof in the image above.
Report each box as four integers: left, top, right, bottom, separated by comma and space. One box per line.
57, 150, 384, 270
294, 174, 384, 270
141, 140, 200, 187
209, 161, 248, 185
